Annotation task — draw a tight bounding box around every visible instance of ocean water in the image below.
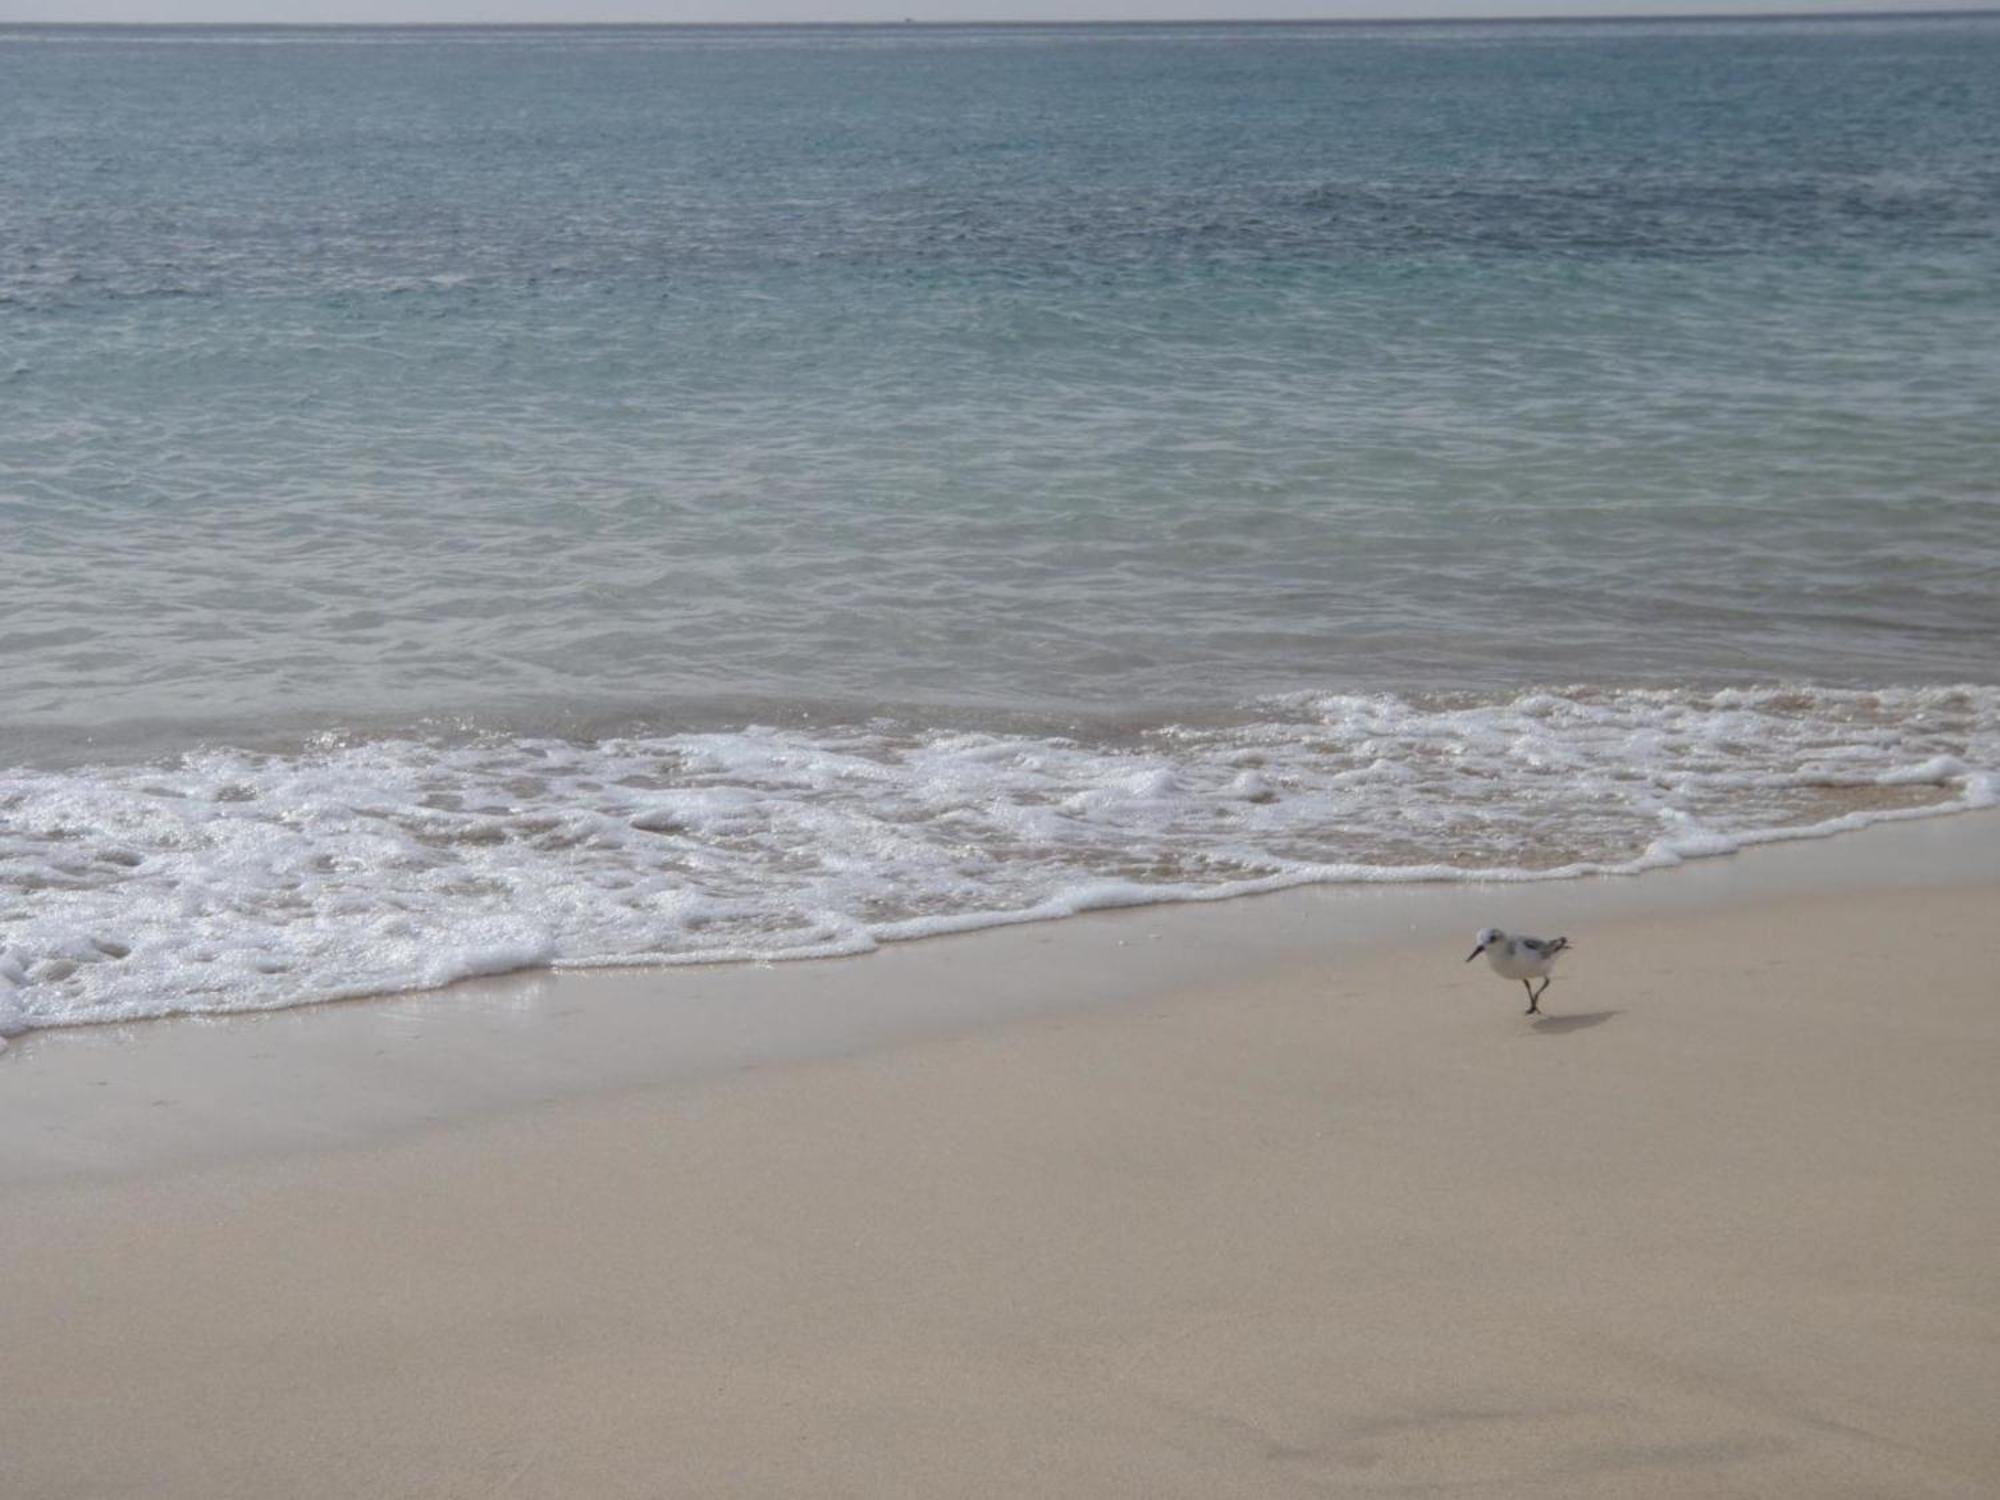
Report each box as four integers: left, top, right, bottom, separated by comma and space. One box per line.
3, 18, 1998, 1035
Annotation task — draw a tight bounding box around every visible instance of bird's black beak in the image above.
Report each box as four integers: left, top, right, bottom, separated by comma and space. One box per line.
1465, 945, 1484, 963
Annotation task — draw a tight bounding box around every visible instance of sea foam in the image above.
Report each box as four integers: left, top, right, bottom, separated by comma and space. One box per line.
2, 684, 1994, 1038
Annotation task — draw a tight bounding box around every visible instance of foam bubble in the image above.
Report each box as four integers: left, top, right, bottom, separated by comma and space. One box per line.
2, 684, 1994, 1037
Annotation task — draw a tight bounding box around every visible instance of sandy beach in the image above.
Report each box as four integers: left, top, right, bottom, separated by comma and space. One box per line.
3, 813, 1997, 1498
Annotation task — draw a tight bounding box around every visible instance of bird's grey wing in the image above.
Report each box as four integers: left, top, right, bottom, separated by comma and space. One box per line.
1522, 936, 1569, 956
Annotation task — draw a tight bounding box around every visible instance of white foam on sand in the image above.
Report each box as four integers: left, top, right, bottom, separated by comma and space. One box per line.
2, 683, 1994, 1037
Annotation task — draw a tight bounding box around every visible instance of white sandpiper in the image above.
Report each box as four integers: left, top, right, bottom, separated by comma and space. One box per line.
1466, 927, 1570, 1015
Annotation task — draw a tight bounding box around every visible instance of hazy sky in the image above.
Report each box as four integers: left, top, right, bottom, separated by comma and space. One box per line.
5, 1, 1993, 25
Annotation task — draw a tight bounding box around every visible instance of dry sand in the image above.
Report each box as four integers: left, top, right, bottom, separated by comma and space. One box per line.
2, 816, 1997, 1498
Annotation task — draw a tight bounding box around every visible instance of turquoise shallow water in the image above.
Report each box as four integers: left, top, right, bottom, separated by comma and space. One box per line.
6, 17, 1999, 744
2, 19, 1997, 1031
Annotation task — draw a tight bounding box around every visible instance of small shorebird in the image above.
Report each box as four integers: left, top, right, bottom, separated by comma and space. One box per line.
1466, 927, 1569, 1015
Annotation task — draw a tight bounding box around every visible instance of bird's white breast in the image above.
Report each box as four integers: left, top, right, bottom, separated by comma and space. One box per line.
1485, 941, 1551, 981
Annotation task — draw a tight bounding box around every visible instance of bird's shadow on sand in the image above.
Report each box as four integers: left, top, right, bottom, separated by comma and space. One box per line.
1529, 1010, 1621, 1035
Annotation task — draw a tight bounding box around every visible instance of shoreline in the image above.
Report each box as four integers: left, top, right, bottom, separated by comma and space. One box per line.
3, 806, 1994, 1186
9, 682, 1994, 1043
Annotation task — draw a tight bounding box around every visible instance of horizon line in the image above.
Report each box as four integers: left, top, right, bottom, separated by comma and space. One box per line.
8, 9, 2000, 30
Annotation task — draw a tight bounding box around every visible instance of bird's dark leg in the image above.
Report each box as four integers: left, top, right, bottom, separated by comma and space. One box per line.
1528, 978, 1550, 1014
1523, 980, 1538, 1015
